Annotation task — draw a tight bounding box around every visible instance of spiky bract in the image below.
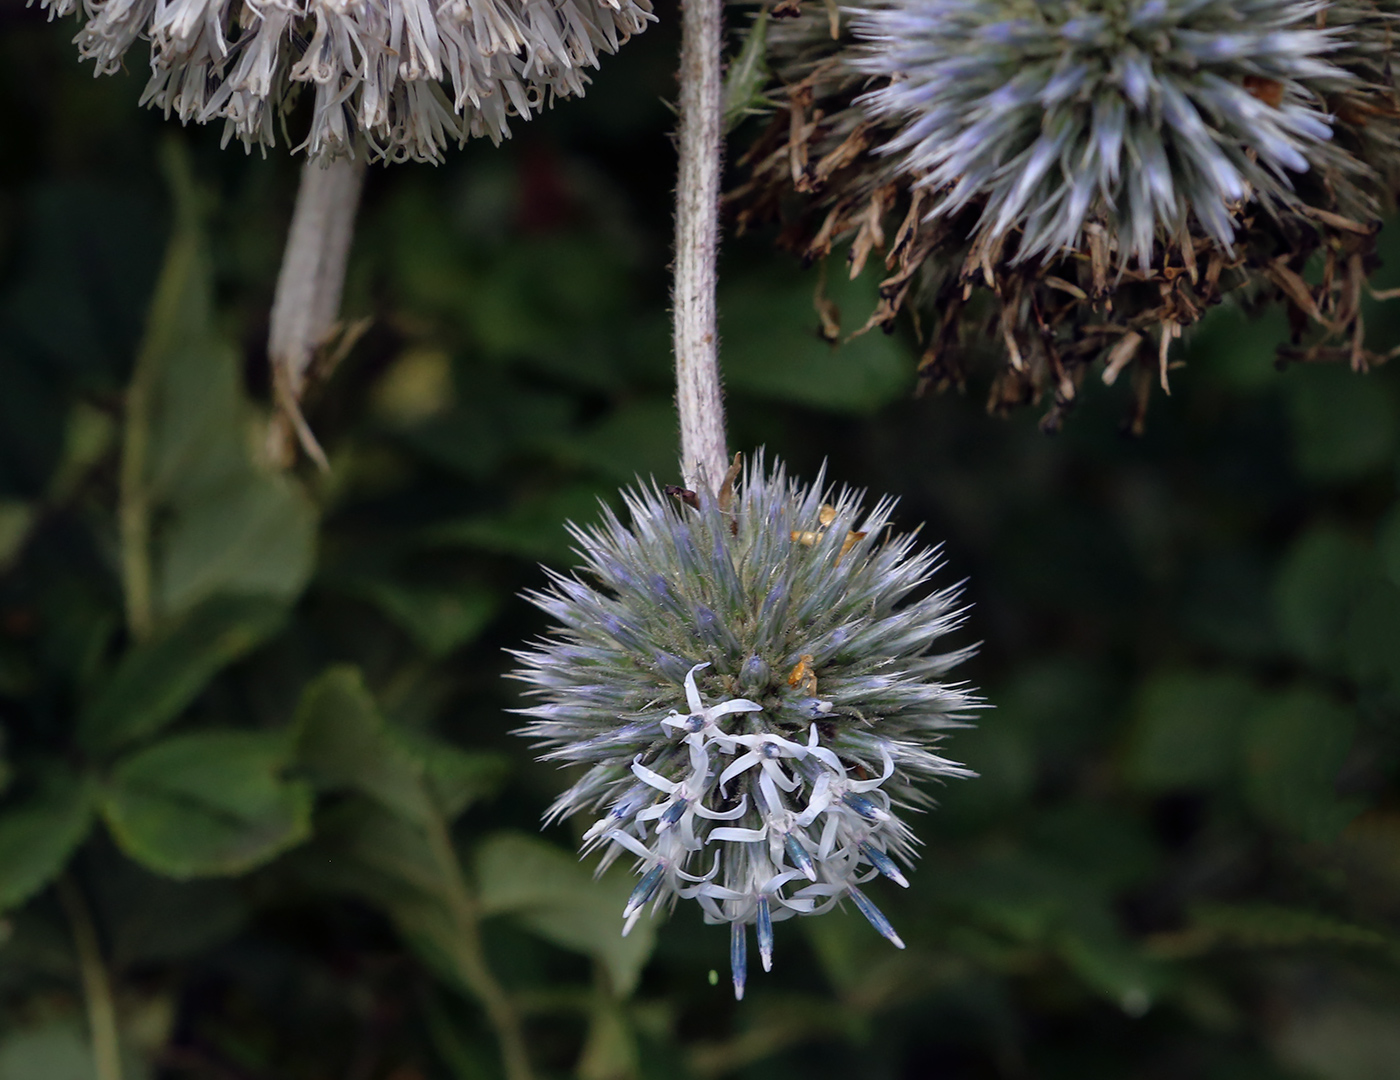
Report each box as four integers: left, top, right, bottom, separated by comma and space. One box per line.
512, 459, 975, 998
732, 1, 1400, 429
39, 0, 653, 162
854, 0, 1347, 267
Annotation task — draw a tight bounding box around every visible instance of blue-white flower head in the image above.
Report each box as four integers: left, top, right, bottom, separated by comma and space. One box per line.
853, 0, 1351, 266
36, 0, 654, 162
512, 456, 977, 999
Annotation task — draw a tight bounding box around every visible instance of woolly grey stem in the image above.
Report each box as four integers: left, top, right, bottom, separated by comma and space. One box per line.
672, 0, 729, 494
267, 154, 365, 469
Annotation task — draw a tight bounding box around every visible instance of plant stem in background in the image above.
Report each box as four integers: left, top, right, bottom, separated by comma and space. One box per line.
118, 325, 155, 643
120, 140, 203, 642
423, 812, 535, 1080
672, 0, 729, 493
267, 155, 366, 470
57, 876, 124, 1080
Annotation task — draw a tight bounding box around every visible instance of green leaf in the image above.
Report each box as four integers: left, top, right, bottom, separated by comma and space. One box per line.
156, 471, 317, 621
297, 800, 477, 999
934, 720, 1034, 828
1055, 922, 1164, 1016
1125, 671, 1261, 791
723, 10, 771, 132
0, 1020, 96, 1080
1345, 578, 1400, 691
1274, 1000, 1400, 1080
476, 831, 657, 996
720, 260, 911, 413
347, 579, 498, 658
577, 1000, 639, 1080
295, 666, 505, 823
134, 145, 229, 507
78, 595, 288, 756
1273, 526, 1374, 668
417, 742, 509, 821
123, 142, 317, 632
424, 484, 614, 564
142, 337, 246, 507
106, 874, 248, 967
0, 772, 94, 912
304, 797, 447, 907
1287, 366, 1398, 483
47, 401, 117, 502
1378, 503, 1400, 590
1243, 687, 1363, 843
294, 666, 434, 825
101, 729, 312, 878
1191, 903, 1395, 952
0, 501, 34, 572
1026, 807, 1159, 891
548, 398, 679, 484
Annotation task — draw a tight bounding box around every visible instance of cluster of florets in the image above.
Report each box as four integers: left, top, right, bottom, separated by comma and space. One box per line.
732, 0, 1400, 429
38, 0, 653, 161
512, 459, 975, 998
854, 0, 1350, 266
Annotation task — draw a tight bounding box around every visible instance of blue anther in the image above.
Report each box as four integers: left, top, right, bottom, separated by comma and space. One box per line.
730, 921, 747, 1001
610, 783, 650, 819
848, 885, 905, 949
843, 792, 884, 822
624, 864, 664, 917
757, 896, 774, 972
859, 842, 910, 888
784, 833, 817, 881
660, 800, 687, 827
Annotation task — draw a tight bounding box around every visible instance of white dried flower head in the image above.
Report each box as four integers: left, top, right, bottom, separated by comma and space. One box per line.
512, 457, 977, 998
36, 0, 654, 162
852, 0, 1353, 266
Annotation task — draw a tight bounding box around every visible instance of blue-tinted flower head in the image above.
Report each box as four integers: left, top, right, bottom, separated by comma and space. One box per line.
853, 0, 1350, 265
513, 456, 977, 998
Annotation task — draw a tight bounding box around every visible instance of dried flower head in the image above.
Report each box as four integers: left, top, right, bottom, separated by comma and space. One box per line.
512, 458, 976, 998
38, 0, 654, 161
731, 0, 1400, 430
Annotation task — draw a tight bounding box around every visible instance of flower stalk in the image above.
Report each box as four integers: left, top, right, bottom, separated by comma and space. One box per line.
267, 155, 367, 469
672, 0, 730, 493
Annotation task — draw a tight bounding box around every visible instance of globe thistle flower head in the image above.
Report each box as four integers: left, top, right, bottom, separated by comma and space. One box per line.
38, 0, 654, 161
730, 2, 1399, 429
512, 457, 977, 998
853, 0, 1352, 266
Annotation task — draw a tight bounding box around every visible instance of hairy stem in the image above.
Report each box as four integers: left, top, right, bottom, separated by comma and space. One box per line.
673, 0, 729, 493
267, 154, 366, 470
58, 875, 124, 1080
423, 813, 534, 1080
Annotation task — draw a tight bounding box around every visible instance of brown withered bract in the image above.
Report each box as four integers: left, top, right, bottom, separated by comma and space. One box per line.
727, 1, 1400, 433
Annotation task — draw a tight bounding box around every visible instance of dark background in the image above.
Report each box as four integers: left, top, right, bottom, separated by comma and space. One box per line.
1, 3, 1399, 1078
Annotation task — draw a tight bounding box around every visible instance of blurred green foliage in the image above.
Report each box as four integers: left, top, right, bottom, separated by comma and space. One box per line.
1, 5, 1399, 1080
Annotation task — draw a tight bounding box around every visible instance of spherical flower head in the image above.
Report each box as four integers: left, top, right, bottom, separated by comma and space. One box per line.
853, 0, 1351, 266
37, 0, 654, 162
512, 457, 977, 998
